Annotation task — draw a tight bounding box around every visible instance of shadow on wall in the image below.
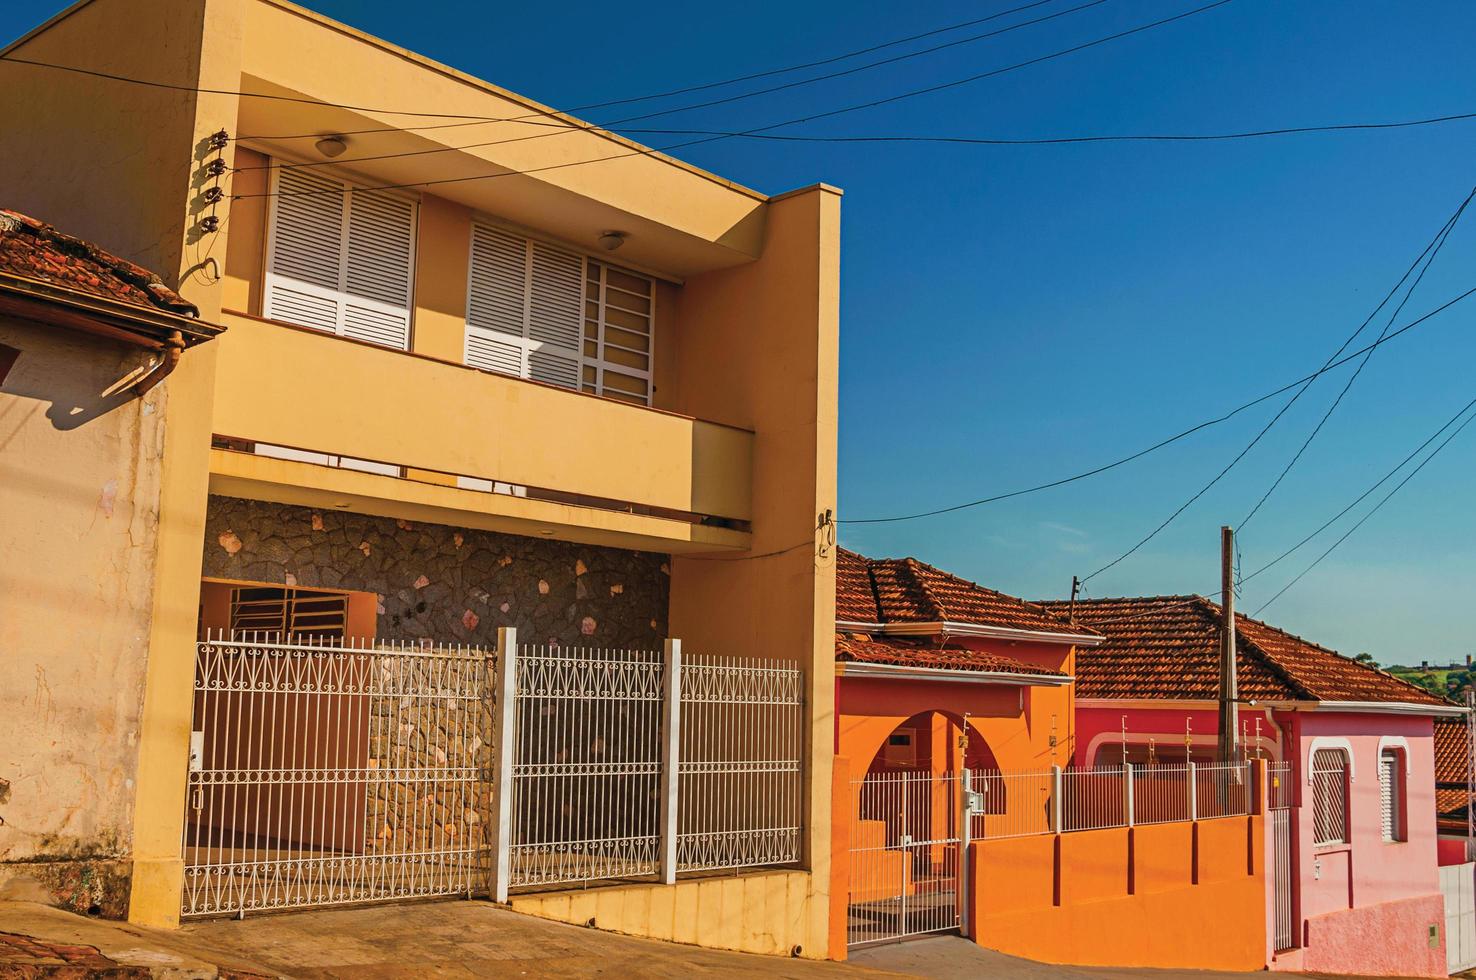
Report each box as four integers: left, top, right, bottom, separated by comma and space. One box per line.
0, 326, 158, 430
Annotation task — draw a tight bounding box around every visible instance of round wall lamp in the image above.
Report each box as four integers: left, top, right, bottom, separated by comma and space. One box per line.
598, 230, 627, 251
315, 135, 348, 158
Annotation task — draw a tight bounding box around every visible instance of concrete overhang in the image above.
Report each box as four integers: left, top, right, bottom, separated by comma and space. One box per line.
234, 0, 773, 278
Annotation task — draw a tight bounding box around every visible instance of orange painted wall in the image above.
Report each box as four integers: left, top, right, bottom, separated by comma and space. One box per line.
969, 817, 1267, 971
829, 756, 851, 961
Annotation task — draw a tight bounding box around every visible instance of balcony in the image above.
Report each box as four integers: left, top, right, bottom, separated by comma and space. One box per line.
208, 311, 754, 553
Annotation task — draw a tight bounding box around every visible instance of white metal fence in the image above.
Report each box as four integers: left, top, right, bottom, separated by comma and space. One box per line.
181, 631, 804, 918
677, 654, 805, 872
965, 761, 1254, 840
493, 631, 804, 899
504, 644, 665, 888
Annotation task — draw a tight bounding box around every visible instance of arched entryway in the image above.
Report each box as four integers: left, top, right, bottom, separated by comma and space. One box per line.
848, 711, 1000, 947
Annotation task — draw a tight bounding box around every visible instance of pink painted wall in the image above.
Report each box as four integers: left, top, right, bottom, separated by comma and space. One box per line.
1279, 711, 1444, 977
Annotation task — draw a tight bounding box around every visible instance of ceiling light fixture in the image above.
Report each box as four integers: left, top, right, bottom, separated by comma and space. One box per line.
315, 135, 348, 158
598, 230, 627, 251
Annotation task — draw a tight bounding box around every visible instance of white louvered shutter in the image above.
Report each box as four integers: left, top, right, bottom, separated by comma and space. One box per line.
1380, 750, 1400, 841
465, 223, 581, 391
343, 189, 414, 348
264, 163, 415, 349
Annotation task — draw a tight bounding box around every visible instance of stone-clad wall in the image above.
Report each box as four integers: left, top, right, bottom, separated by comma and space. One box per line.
201, 496, 670, 648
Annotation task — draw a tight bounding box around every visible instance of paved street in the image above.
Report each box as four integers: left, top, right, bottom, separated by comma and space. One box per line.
0, 899, 1392, 979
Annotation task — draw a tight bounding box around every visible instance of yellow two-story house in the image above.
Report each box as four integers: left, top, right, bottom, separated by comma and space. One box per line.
0, 0, 839, 958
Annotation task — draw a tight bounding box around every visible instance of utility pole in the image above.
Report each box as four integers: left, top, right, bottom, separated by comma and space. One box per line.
1218, 525, 1240, 763
1069, 575, 1081, 625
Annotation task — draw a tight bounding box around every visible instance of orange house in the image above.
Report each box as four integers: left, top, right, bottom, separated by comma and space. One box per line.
831, 548, 1101, 947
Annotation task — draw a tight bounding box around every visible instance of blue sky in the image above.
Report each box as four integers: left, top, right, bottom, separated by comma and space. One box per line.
7, 1, 1475, 665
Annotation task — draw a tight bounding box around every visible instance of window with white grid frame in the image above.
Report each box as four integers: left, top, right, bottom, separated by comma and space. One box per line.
583, 260, 654, 404
1379, 748, 1405, 842
1311, 748, 1350, 845
465, 222, 656, 404
263, 163, 417, 350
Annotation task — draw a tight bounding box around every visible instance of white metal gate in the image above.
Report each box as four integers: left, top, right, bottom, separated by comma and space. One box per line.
848, 771, 971, 947
1442, 861, 1476, 974
181, 633, 490, 918
1268, 760, 1296, 953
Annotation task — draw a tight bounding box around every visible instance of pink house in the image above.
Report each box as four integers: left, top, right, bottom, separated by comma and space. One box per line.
1045, 595, 1460, 978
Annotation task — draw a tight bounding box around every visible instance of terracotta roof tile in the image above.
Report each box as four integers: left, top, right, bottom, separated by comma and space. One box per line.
1037, 595, 1449, 706
836, 547, 881, 623
0, 209, 197, 317
837, 548, 1095, 636
835, 631, 1065, 678
1436, 717, 1470, 786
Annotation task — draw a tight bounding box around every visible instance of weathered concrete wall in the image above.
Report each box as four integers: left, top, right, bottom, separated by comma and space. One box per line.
200, 496, 670, 650
0, 318, 168, 916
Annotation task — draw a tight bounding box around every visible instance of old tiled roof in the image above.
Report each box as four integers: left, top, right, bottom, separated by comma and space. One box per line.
1038, 595, 1449, 706
1436, 717, 1470, 786
836, 547, 882, 623
837, 548, 1096, 637
835, 631, 1066, 678
0, 209, 197, 317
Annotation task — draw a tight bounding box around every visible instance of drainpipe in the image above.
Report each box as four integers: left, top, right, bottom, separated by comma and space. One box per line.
128, 330, 185, 396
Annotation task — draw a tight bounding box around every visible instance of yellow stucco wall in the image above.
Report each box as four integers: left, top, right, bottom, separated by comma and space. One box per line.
2, 0, 841, 951
210, 312, 755, 525
510, 871, 816, 957
0, 319, 168, 914
666, 185, 843, 957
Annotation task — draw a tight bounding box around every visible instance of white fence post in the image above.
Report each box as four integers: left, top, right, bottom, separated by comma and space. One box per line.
1124, 762, 1135, 828
1050, 765, 1063, 833
660, 638, 682, 884
959, 770, 973, 935
1188, 761, 1198, 822
493, 627, 517, 903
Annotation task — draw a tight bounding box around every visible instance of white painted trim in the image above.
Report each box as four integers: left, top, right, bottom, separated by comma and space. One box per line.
835, 661, 1073, 687
1307, 737, 1356, 783
1377, 735, 1413, 776
877, 620, 1104, 647
1302, 700, 1467, 717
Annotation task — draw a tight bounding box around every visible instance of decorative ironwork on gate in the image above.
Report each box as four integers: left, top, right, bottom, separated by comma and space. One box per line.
182, 631, 806, 916
181, 632, 492, 918
507, 644, 665, 887
677, 654, 805, 872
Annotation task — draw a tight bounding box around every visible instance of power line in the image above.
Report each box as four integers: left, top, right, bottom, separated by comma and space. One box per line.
233, 0, 1119, 175
1240, 392, 1476, 589
1077, 188, 1476, 584
617, 110, 1476, 145
0, 0, 1107, 143
839, 282, 1476, 525
1237, 187, 1475, 530
232, 108, 1476, 178
566, 0, 1068, 114
1252, 400, 1476, 616
1045, 391, 1476, 630
236, 0, 1237, 201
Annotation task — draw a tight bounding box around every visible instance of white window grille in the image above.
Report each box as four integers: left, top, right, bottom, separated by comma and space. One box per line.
583, 260, 654, 404
466, 222, 655, 404
1312, 748, 1350, 845
263, 164, 417, 350
1380, 748, 1405, 842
